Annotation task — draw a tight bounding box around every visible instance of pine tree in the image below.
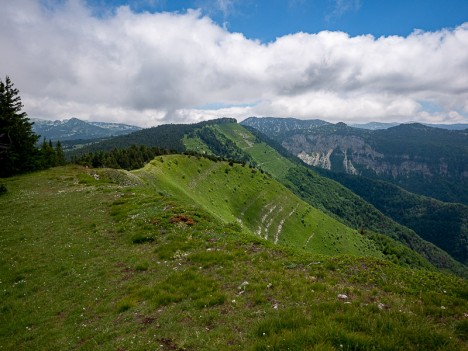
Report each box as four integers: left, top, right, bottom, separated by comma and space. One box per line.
40, 138, 56, 169
0, 76, 39, 177
55, 141, 66, 166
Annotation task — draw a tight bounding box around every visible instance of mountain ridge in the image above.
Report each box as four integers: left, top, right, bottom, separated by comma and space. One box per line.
66, 118, 468, 275
178, 121, 467, 276
241, 117, 468, 133
31, 117, 141, 141
244, 119, 468, 204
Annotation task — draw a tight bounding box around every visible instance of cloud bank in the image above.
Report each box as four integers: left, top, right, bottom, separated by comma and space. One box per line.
1, 0, 467, 126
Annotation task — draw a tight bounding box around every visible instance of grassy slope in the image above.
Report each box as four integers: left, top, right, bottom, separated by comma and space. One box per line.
184, 122, 467, 276
135, 155, 381, 258
1, 165, 468, 350
211, 123, 296, 179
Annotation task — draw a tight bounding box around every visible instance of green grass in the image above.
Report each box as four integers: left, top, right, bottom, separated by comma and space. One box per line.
183, 121, 467, 276
213, 123, 296, 179
1, 164, 467, 350
136, 155, 382, 258
182, 134, 214, 155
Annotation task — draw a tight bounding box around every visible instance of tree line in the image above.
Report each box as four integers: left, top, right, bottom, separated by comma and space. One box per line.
71, 145, 173, 170
0, 76, 67, 178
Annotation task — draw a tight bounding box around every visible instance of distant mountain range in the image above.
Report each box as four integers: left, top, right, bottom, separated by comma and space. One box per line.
241, 117, 468, 132
32, 116, 466, 142
350, 121, 468, 130
31, 117, 141, 141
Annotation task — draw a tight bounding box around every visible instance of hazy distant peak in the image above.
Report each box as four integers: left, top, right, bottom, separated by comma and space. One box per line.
31, 117, 141, 141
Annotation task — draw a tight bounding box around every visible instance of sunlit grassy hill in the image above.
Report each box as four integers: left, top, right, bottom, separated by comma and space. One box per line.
68, 118, 467, 276
136, 155, 381, 258
1, 164, 468, 350
183, 122, 467, 276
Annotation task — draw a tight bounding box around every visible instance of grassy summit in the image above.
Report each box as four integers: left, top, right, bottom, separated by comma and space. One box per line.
1, 161, 467, 350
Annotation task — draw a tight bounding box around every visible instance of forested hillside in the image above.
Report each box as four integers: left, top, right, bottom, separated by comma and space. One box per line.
315, 169, 468, 265
267, 121, 468, 204
68, 118, 237, 155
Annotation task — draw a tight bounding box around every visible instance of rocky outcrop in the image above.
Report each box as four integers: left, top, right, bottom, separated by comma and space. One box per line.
275, 123, 468, 204
282, 132, 464, 180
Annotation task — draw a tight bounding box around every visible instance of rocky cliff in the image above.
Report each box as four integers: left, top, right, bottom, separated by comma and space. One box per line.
279, 123, 468, 204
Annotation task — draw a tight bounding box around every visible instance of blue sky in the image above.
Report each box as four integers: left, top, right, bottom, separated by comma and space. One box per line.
87, 0, 468, 40
1, 0, 467, 126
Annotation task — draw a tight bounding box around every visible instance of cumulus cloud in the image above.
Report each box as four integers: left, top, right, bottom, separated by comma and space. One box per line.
0, 0, 467, 126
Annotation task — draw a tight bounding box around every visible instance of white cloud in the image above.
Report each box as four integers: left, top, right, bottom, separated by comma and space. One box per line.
0, 0, 467, 126
326, 0, 361, 22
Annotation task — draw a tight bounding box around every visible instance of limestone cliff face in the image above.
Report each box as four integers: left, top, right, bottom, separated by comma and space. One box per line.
243, 120, 467, 203
281, 132, 463, 180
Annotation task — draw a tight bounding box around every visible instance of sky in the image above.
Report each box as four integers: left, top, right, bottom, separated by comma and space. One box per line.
1, 0, 468, 127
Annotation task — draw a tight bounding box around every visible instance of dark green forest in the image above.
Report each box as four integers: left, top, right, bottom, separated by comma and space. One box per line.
0, 76, 66, 178
315, 169, 468, 265
72, 145, 173, 170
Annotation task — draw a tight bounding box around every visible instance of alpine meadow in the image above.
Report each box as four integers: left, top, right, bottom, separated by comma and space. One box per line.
2, 1, 468, 350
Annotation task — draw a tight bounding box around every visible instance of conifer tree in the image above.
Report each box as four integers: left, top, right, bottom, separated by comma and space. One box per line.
55, 141, 66, 166
40, 138, 56, 169
0, 76, 39, 177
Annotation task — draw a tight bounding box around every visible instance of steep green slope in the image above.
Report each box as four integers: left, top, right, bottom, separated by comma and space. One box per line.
315, 169, 468, 265
1, 166, 468, 350
136, 155, 382, 258
63, 119, 467, 276
241, 119, 468, 264
183, 122, 467, 276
